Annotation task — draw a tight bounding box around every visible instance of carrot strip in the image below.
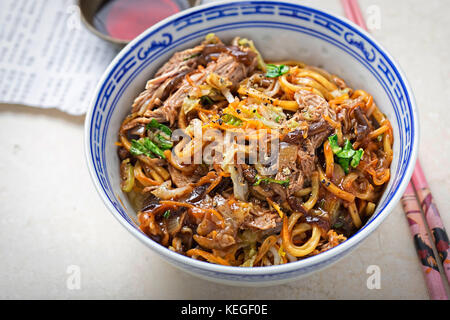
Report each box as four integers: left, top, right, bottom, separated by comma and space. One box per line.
134, 162, 161, 187
186, 249, 230, 266
238, 86, 299, 112
160, 200, 224, 224
368, 124, 390, 139
324, 141, 334, 178
206, 174, 222, 193
266, 197, 284, 218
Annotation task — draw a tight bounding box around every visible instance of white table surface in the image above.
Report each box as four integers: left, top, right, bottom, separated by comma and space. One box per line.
0, 0, 449, 299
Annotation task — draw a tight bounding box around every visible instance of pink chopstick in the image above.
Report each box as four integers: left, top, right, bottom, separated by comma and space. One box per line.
411, 160, 450, 284
401, 183, 448, 300
340, 0, 357, 23
348, 0, 368, 30
341, 0, 449, 299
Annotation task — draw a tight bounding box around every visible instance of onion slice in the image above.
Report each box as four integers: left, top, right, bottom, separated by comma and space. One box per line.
151, 181, 193, 200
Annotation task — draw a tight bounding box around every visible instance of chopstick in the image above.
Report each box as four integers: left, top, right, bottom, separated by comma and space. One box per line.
340, 0, 357, 23
340, 0, 449, 299
411, 160, 450, 285
341, 0, 368, 30
401, 183, 448, 299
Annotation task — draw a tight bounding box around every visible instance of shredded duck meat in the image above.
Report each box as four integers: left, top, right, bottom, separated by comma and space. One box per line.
117, 34, 393, 267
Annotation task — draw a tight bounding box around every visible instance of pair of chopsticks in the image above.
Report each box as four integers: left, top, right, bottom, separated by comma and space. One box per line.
340, 0, 450, 300
402, 162, 450, 299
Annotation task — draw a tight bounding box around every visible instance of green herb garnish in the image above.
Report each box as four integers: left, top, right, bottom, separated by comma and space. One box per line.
163, 210, 171, 219
337, 139, 356, 159
146, 119, 172, 136
130, 138, 166, 159
143, 138, 165, 158
338, 157, 350, 174
332, 221, 344, 229
328, 134, 364, 173
253, 175, 290, 187
350, 148, 364, 168
183, 53, 200, 61
265, 64, 289, 78
144, 119, 173, 152
328, 134, 342, 154
155, 133, 173, 150
130, 139, 154, 158
222, 114, 242, 126
200, 95, 214, 107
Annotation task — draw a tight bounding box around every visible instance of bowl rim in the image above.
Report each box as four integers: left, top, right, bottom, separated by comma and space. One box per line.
84, 0, 419, 276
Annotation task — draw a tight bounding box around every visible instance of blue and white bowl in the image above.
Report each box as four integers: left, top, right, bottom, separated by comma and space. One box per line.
85, 0, 419, 286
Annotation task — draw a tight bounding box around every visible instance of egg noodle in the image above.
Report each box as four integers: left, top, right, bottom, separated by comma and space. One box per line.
117, 34, 393, 266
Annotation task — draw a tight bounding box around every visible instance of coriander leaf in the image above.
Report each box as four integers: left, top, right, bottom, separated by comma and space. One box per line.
146, 119, 172, 136
329, 136, 363, 172
155, 133, 173, 150
145, 120, 173, 151
143, 138, 166, 159
130, 138, 166, 159
265, 64, 289, 78
343, 139, 353, 150
279, 65, 289, 75
328, 134, 342, 154
336, 148, 355, 159
338, 157, 350, 174
163, 210, 171, 219
350, 149, 364, 168
130, 139, 153, 157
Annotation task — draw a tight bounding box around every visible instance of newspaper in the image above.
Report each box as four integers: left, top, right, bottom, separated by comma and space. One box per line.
0, 0, 119, 115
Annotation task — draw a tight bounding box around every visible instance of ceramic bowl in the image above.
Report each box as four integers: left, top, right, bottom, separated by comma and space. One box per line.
85, 0, 419, 286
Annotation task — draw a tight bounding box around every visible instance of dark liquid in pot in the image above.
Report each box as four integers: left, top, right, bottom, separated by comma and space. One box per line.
93, 0, 186, 41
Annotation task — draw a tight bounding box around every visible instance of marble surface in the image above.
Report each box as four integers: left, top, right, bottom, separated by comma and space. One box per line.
0, 0, 449, 299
